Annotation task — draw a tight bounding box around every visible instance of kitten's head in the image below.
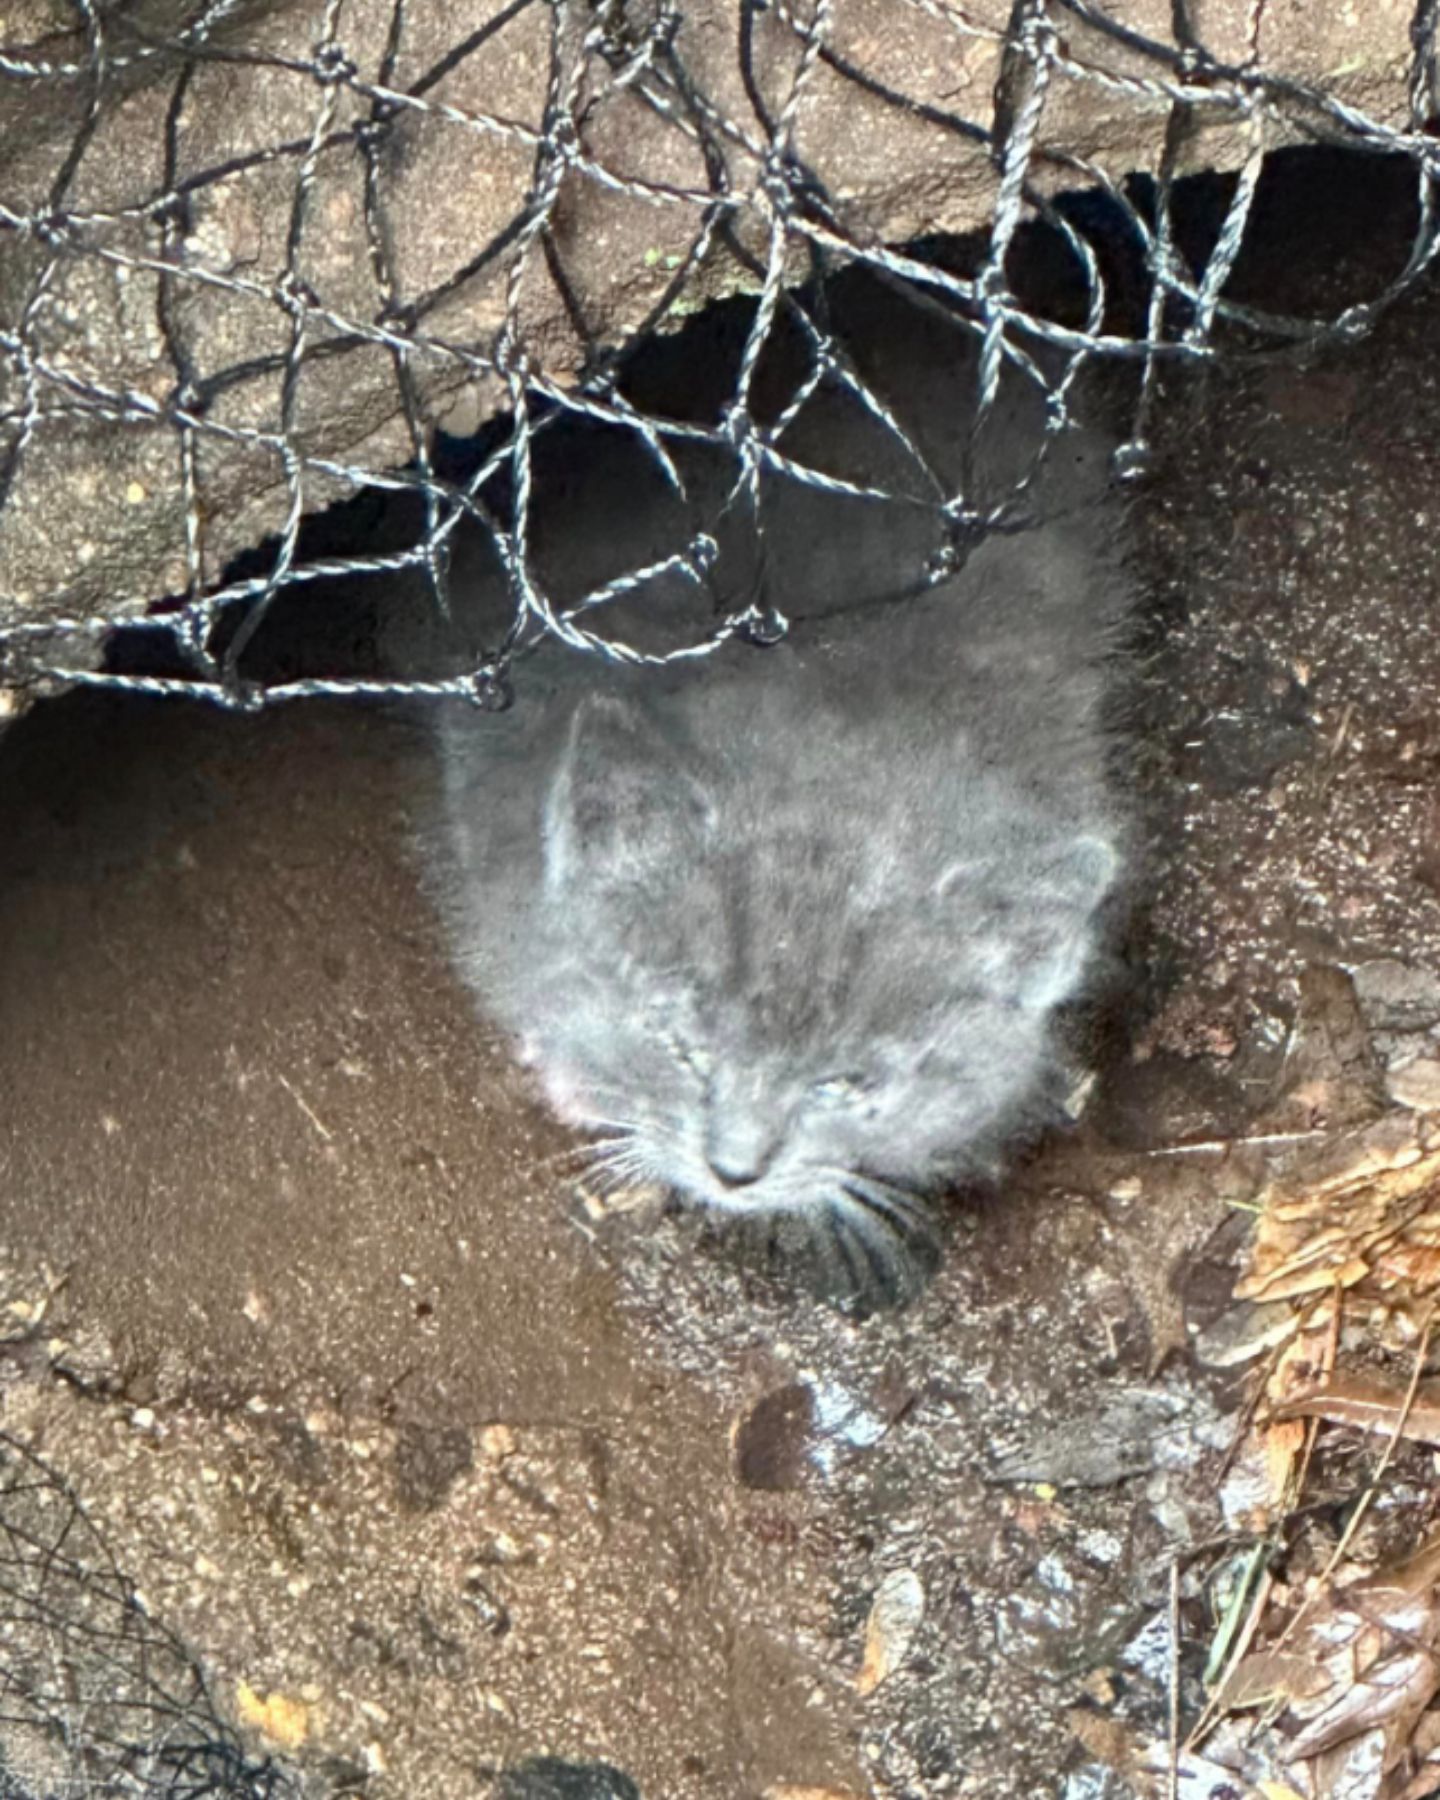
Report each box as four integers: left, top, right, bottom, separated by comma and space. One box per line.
527, 694, 1116, 1289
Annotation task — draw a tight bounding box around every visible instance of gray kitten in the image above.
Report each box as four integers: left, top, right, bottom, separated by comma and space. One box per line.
433, 426, 1131, 1303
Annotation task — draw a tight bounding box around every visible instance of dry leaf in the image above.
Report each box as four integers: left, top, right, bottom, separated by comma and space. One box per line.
235, 1680, 310, 1749
765, 1788, 866, 1799
1237, 1115, 1440, 1307
1068, 1709, 1254, 1800
1398, 1765, 1440, 1800
1411, 1711, 1440, 1758
1068, 1710, 1147, 1782
1221, 1646, 1333, 1713
856, 1568, 924, 1696
1223, 1535, 1440, 1768
1272, 1373, 1440, 1446
1262, 1418, 1308, 1506
1253, 1316, 1340, 1510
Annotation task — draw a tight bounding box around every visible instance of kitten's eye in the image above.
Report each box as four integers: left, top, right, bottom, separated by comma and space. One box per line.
810, 1073, 869, 1106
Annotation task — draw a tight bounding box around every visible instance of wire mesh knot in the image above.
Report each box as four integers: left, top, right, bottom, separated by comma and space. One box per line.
543, 112, 582, 162
684, 532, 719, 577
735, 602, 788, 647
491, 333, 531, 383
758, 149, 799, 211
271, 270, 320, 317
311, 42, 358, 87
219, 672, 267, 714
29, 211, 71, 249
975, 263, 1012, 311
356, 108, 398, 150
1335, 303, 1376, 341
460, 665, 515, 712
718, 400, 756, 454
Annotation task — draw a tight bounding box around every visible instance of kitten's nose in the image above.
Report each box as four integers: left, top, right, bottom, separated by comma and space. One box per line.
705, 1104, 781, 1190
707, 1148, 767, 1189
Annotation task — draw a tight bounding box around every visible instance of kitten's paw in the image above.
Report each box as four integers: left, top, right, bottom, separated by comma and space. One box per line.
717, 1193, 944, 1317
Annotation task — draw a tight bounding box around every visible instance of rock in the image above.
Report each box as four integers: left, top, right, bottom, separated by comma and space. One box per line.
989, 1382, 1227, 1489
1388, 1055, 1440, 1113
1192, 1298, 1298, 1369
1352, 960, 1440, 1033
733, 1382, 817, 1492
856, 1568, 925, 1696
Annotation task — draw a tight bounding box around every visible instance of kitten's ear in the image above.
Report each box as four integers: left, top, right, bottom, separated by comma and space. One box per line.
544, 693, 715, 889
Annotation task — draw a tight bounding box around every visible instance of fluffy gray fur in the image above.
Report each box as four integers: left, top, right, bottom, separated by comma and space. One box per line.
433, 448, 1130, 1290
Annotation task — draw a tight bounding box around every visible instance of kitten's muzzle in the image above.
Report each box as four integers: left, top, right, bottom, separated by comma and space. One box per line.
705, 1065, 788, 1195
704, 1100, 783, 1192
707, 1150, 770, 1190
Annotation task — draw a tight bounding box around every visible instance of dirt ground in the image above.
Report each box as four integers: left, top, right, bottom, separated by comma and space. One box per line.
1, 151, 1440, 1799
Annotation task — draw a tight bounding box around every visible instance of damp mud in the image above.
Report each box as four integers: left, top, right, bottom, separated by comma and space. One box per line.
2, 152, 1440, 1798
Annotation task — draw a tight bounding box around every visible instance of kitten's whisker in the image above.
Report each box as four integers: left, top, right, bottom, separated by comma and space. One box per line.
837, 1180, 935, 1248
844, 1193, 910, 1242
851, 1168, 927, 1206
587, 1167, 636, 1200
578, 1135, 640, 1165
820, 1168, 930, 1227
576, 1111, 645, 1134
578, 1132, 669, 1198
582, 1143, 647, 1178
583, 1147, 662, 1198
539, 1137, 628, 1171
846, 1209, 899, 1292
820, 1200, 877, 1298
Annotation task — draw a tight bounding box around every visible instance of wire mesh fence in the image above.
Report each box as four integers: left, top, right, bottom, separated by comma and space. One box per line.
0, 0, 1436, 713
0, 1431, 297, 1798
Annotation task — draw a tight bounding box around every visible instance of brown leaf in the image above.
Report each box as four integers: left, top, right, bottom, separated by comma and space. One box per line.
235, 1681, 310, 1750
1068, 1710, 1259, 1800
1236, 1114, 1440, 1308
765, 1788, 867, 1800
1288, 1645, 1439, 1762
1068, 1711, 1151, 1786
1396, 1761, 1440, 1800
1222, 1647, 1332, 1711
1262, 1418, 1308, 1507
1224, 1536, 1440, 1766
1272, 1374, 1440, 1447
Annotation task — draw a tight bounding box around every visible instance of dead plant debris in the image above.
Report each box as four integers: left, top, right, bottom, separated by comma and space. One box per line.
1082, 1103, 1440, 1799
1201, 1110, 1440, 1798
